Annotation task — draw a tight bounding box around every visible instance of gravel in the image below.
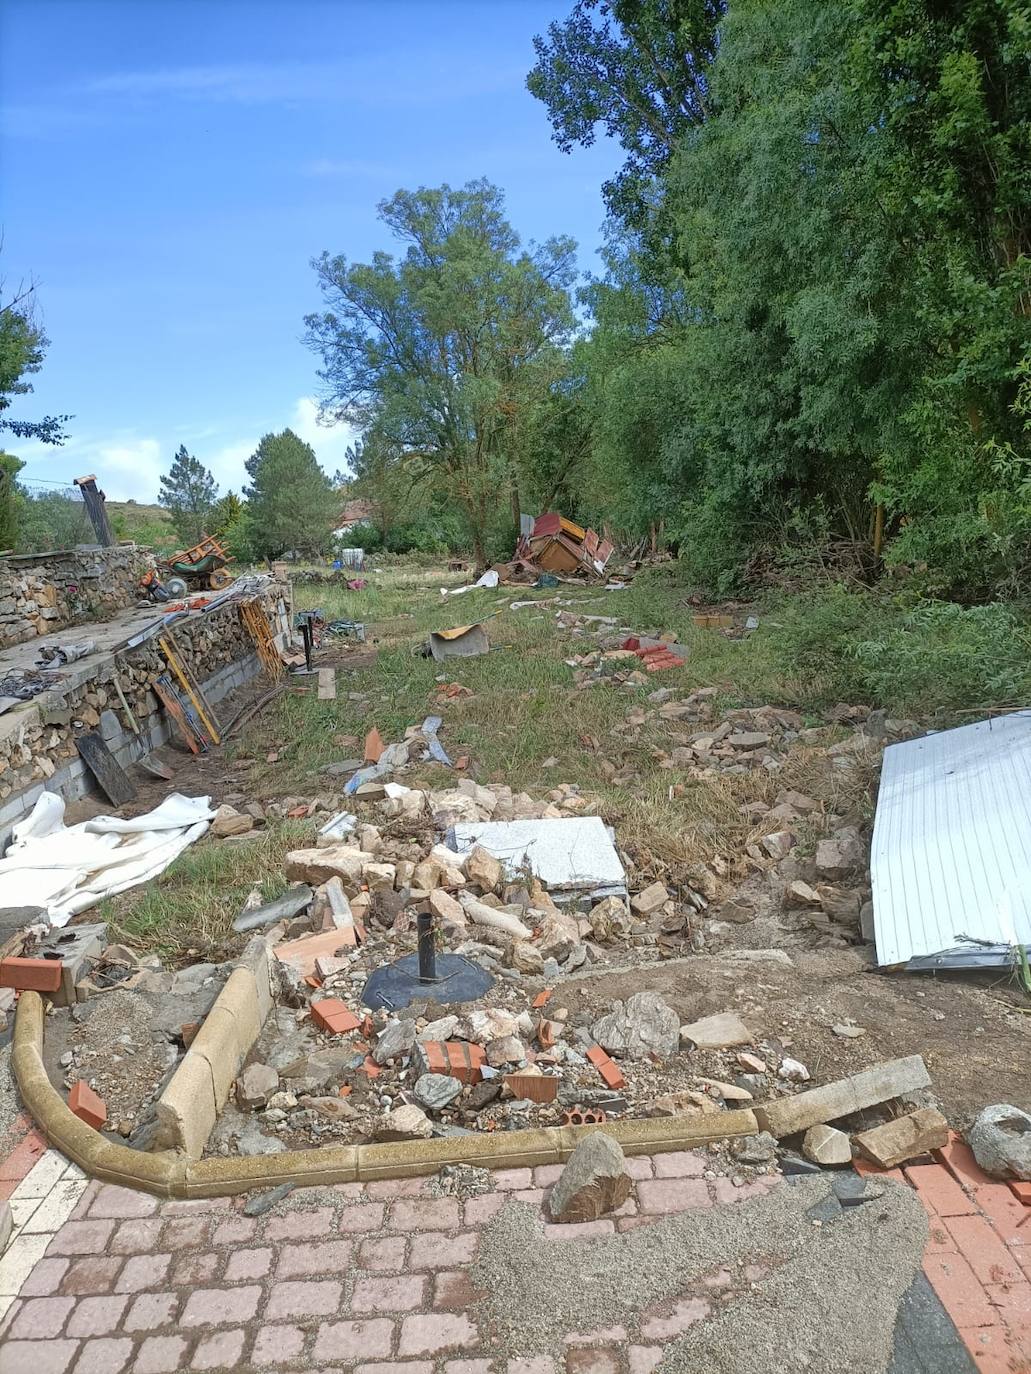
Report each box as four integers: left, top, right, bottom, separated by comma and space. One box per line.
0, 1043, 21, 1155
473, 1175, 928, 1374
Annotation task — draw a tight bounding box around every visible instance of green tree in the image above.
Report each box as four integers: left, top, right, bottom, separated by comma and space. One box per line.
304, 180, 577, 567
0, 281, 71, 445
0, 452, 22, 548
158, 445, 219, 546
244, 428, 336, 560
527, 0, 723, 231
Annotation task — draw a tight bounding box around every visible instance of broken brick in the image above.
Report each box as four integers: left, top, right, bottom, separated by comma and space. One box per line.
364, 727, 385, 763
419, 1040, 486, 1085
312, 999, 361, 1035
504, 1072, 559, 1104
69, 1080, 107, 1129
532, 989, 553, 1009
587, 1045, 626, 1091
0, 956, 63, 993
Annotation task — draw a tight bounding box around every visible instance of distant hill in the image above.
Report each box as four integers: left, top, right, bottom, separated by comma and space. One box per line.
106, 500, 177, 550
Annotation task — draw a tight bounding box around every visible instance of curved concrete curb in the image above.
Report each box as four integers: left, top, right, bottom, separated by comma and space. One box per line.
14, 991, 760, 1198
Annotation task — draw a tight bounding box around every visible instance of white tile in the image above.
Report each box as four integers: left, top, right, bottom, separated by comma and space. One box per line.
61, 1161, 86, 1182
20, 1178, 86, 1235
8, 1198, 39, 1229
0, 1294, 18, 1333
11, 1150, 69, 1200
0, 1233, 51, 1296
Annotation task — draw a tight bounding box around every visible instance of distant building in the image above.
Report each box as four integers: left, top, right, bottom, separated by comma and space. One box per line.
336, 498, 376, 533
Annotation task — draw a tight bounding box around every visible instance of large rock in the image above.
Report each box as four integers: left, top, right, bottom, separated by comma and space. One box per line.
413, 1073, 463, 1111
592, 992, 680, 1060
284, 845, 369, 887
375, 1104, 433, 1141
373, 1018, 417, 1065
854, 1107, 949, 1169
679, 1011, 753, 1049
631, 881, 668, 916
211, 805, 255, 838
510, 939, 544, 974
466, 845, 504, 893
549, 1132, 633, 1223
968, 1104, 1031, 1181
814, 827, 864, 880
802, 1123, 852, 1166
536, 909, 581, 962
235, 1062, 279, 1111
588, 897, 633, 943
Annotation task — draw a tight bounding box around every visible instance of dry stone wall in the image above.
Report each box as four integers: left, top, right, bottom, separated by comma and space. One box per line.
0, 545, 155, 649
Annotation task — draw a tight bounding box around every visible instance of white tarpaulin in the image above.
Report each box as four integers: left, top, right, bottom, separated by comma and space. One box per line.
0, 791, 215, 927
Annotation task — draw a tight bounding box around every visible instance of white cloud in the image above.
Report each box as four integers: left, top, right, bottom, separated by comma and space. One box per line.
290, 397, 360, 477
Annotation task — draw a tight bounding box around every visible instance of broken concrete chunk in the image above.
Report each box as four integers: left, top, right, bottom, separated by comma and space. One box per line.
755, 1055, 931, 1137
592, 992, 679, 1060
588, 897, 633, 943
854, 1107, 949, 1169
375, 1104, 433, 1140
631, 881, 669, 916
283, 845, 368, 886
967, 1104, 1031, 1181
535, 909, 581, 962
211, 805, 255, 838
458, 893, 532, 940
802, 1123, 852, 1166
548, 1132, 632, 1224
235, 1062, 279, 1112
428, 888, 467, 928
679, 1011, 753, 1050
372, 1018, 417, 1065
413, 1073, 463, 1111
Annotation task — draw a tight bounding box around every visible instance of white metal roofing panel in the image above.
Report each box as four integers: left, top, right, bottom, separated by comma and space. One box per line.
870, 712, 1031, 966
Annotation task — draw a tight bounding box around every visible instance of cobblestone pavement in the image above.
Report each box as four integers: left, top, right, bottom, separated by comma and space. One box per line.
0, 1128, 1027, 1374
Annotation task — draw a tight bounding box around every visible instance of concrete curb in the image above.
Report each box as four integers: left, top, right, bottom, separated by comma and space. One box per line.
14, 991, 760, 1198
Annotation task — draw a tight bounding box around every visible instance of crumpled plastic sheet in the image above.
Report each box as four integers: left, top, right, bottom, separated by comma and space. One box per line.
0, 791, 215, 927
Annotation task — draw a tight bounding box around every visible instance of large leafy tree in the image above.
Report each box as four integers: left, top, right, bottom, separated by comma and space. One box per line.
158, 444, 219, 546
526, 0, 723, 230
0, 282, 70, 445
244, 428, 336, 560
304, 180, 577, 567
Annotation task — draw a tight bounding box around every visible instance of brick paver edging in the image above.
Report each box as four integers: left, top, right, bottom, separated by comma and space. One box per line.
11, 991, 759, 1196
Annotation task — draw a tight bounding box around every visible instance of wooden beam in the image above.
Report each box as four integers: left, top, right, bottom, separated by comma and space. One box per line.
754, 1056, 931, 1137
74, 475, 114, 546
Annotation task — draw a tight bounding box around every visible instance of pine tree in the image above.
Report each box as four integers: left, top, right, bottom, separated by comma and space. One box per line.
244, 429, 336, 559
158, 445, 219, 546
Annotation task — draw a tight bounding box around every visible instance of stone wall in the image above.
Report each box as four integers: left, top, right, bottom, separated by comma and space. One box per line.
0, 544, 155, 649
0, 589, 284, 811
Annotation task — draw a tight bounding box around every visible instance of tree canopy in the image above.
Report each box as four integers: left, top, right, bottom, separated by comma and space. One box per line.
158, 444, 219, 546
0, 281, 70, 446
244, 428, 337, 560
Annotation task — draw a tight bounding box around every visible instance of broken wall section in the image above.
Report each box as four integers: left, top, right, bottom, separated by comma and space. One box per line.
0, 545, 155, 650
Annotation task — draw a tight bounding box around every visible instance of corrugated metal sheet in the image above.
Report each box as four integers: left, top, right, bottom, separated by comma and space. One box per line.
870, 712, 1031, 968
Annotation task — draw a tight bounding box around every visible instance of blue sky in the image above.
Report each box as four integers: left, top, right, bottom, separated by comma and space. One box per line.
0, 0, 620, 501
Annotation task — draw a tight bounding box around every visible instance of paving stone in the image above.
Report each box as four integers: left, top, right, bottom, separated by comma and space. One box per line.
191, 1328, 248, 1370
636, 1179, 709, 1214
359, 1237, 408, 1271
650, 1151, 707, 1179
267, 1279, 342, 1320
923, 1251, 997, 1328
61, 1257, 123, 1296
565, 1348, 621, 1374
211, 1216, 258, 1246
132, 1335, 189, 1373
266, 1207, 335, 1241
251, 1323, 306, 1366
356, 1364, 433, 1374
110, 1221, 163, 1255
2, 1340, 79, 1374
433, 1272, 481, 1309
313, 1319, 396, 1362
409, 1233, 479, 1269
352, 1275, 427, 1313
72, 1336, 135, 1374
123, 1292, 180, 1332
388, 1200, 462, 1232
89, 1187, 159, 1220
47, 1220, 115, 1255
444, 1361, 493, 1374
23, 1258, 71, 1297
627, 1347, 663, 1374
66, 1294, 130, 1337
181, 1283, 262, 1326
543, 1220, 617, 1241
493, 1169, 533, 1190
713, 1178, 775, 1205
160, 1217, 210, 1249
463, 1195, 505, 1227
115, 1255, 171, 1294
338, 1203, 387, 1234
9, 1294, 77, 1338
225, 1246, 274, 1281
398, 1312, 479, 1356
170, 1252, 222, 1286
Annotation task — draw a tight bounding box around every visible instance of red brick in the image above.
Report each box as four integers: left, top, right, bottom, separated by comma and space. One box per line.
191, 1329, 247, 1370
359, 1236, 408, 1271
314, 1319, 396, 1362
409, 1232, 479, 1268
945, 1215, 1025, 1285
961, 1324, 1031, 1372
419, 1041, 485, 1085
251, 1323, 306, 1366
1, 1341, 78, 1374
977, 1185, 1031, 1247
935, 1133, 997, 1192
926, 1216, 956, 1253
984, 1279, 1031, 1322
0, 955, 63, 992
585, 1046, 625, 1091
652, 1151, 704, 1179
68, 1080, 107, 1129
352, 1275, 427, 1313
1010, 1183, 1031, 1207
9, 1295, 76, 1338
906, 1164, 978, 1217
60, 1257, 123, 1296
637, 1179, 710, 1214
225, 1246, 274, 1281
398, 1312, 479, 1357
433, 1272, 482, 1309
133, 1335, 189, 1373
312, 999, 362, 1035
504, 1072, 559, 1103
72, 1336, 134, 1373
47, 1219, 115, 1255
640, 1297, 711, 1340
123, 1291, 180, 1331
923, 1250, 997, 1328
388, 1198, 462, 1232
267, 1279, 342, 1320
115, 1253, 172, 1293
66, 1295, 129, 1337
853, 1158, 905, 1181
0, 1130, 46, 1181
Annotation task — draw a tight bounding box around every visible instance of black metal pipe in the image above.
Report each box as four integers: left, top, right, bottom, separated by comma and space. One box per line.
417, 912, 436, 983
301, 617, 313, 672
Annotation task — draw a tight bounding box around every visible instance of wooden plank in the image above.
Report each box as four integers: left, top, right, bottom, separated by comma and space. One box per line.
754, 1055, 931, 1138
76, 731, 136, 806
854, 1107, 949, 1168
153, 677, 202, 754
318, 668, 337, 700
